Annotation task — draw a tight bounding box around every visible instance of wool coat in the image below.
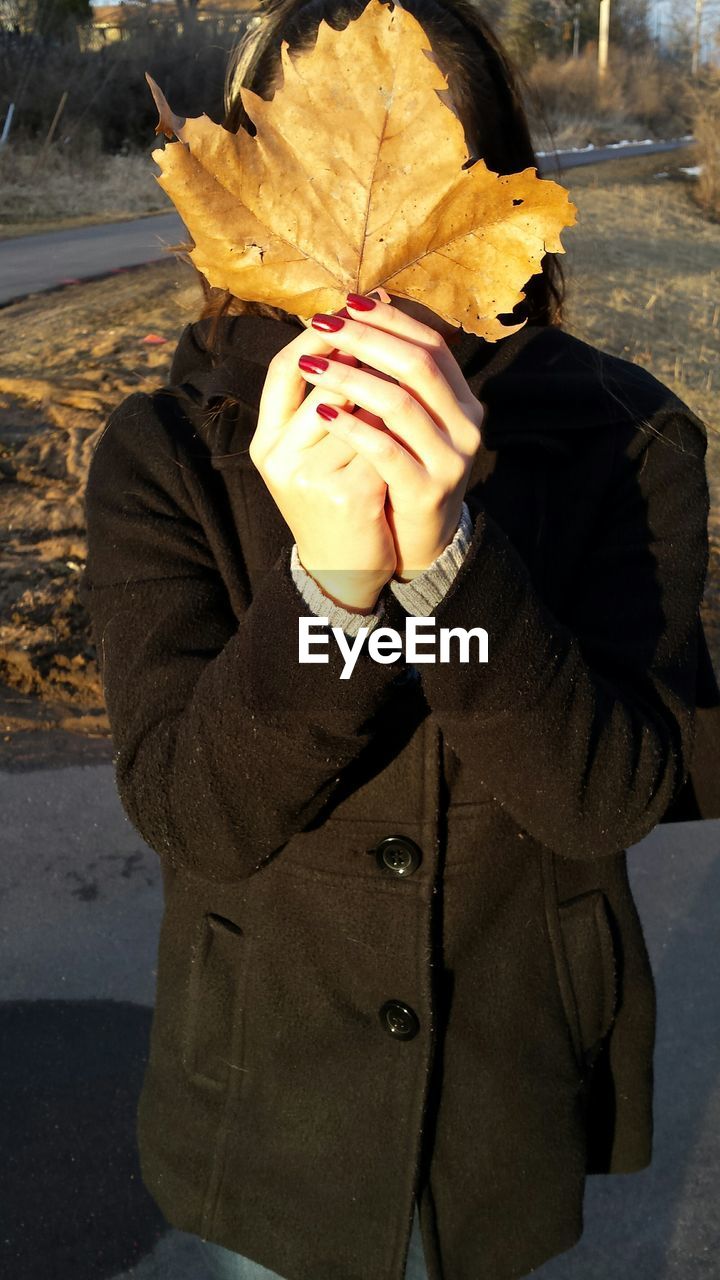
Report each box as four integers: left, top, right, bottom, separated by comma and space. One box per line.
79, 310, 719, 1280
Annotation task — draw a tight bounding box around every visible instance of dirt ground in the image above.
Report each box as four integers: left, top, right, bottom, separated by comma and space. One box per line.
0, 256, 203, 766
0, 147, 718, 767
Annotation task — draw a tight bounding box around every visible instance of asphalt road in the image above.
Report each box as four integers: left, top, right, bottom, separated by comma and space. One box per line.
0, 137, 694, 307
1, 755, 719, 1278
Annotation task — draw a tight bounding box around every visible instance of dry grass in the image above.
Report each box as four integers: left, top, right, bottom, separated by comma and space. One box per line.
0, 46, 696, 239
686, 74, 720, 219
562, 146, 720, 432
0, 141, 171, 236
525, 49, 692, 151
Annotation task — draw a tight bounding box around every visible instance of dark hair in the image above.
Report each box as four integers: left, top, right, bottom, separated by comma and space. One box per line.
176, 0, 566, 357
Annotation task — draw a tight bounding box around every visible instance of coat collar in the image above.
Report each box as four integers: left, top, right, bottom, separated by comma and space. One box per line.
166, 311, 685, 462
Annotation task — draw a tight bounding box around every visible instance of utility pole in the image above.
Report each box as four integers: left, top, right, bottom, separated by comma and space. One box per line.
598, 0, 611, 80
573, 1, 581, 57
0, 103, 14, 150
692, 0, 704, 76
29, 92, 68, 179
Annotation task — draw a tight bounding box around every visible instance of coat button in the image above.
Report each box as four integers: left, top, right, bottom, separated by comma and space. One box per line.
379, 1000, 420, 1040
373, 835, 422, 877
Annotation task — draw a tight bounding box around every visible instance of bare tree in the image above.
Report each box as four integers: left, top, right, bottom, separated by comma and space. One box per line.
1, 0, 91, 40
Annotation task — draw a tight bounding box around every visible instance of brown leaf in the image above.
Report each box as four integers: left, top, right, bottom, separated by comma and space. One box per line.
146, 0, 577, 340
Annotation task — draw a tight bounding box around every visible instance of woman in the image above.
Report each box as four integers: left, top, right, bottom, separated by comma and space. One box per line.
79, 2, 714, 1279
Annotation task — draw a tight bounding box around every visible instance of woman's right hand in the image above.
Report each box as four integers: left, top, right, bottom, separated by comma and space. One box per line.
249, 313, 397, 612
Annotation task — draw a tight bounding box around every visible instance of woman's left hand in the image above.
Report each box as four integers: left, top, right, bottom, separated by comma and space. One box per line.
300, 294, 485, 581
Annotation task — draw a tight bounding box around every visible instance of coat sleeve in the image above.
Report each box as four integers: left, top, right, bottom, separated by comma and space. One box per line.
78, 391, 406, 883
407, 409, 711, 860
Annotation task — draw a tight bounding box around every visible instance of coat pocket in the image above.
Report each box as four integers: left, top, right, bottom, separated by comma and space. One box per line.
556, 889, 619, 1072
182, 910, 247, 1089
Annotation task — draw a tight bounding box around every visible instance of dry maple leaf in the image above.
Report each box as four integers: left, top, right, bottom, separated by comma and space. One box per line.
146, 0, 577, 341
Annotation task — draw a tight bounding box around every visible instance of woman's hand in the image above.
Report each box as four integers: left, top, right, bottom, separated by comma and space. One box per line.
250, 310, 397, 612
299, 293, 485, 581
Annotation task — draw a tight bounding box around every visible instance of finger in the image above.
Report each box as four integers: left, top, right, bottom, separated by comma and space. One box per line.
317, 403, 425, 493
309, 309, 480, 454
342, 295, 478, 412
306, 425, 386, 485
274, 381, 359, 460
297, 425, 360, 476
254, 308, 356, 461
298, 356, 454, 473
300, 351, 359, 413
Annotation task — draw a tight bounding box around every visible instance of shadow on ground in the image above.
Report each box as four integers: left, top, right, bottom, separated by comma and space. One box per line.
1, 999, 165, 1278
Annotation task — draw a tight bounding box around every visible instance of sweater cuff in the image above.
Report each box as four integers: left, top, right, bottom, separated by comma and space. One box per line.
389, 502, 474, 617
290, 543, 386, 637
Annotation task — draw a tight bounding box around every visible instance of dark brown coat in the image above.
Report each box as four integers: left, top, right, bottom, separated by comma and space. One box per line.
79, 313, 717, 1280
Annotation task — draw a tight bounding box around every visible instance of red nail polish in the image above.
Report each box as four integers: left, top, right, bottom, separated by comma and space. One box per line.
312, 313, 345, 332
298, 354, 329, 374
346, 293, 376, 311
316, 403, 338, 420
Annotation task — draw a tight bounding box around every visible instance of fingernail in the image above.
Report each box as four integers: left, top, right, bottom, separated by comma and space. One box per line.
312, 313, 345, 332
316, 403, 338, 420
298, 354, 329, 374
346, 293, 376, 311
